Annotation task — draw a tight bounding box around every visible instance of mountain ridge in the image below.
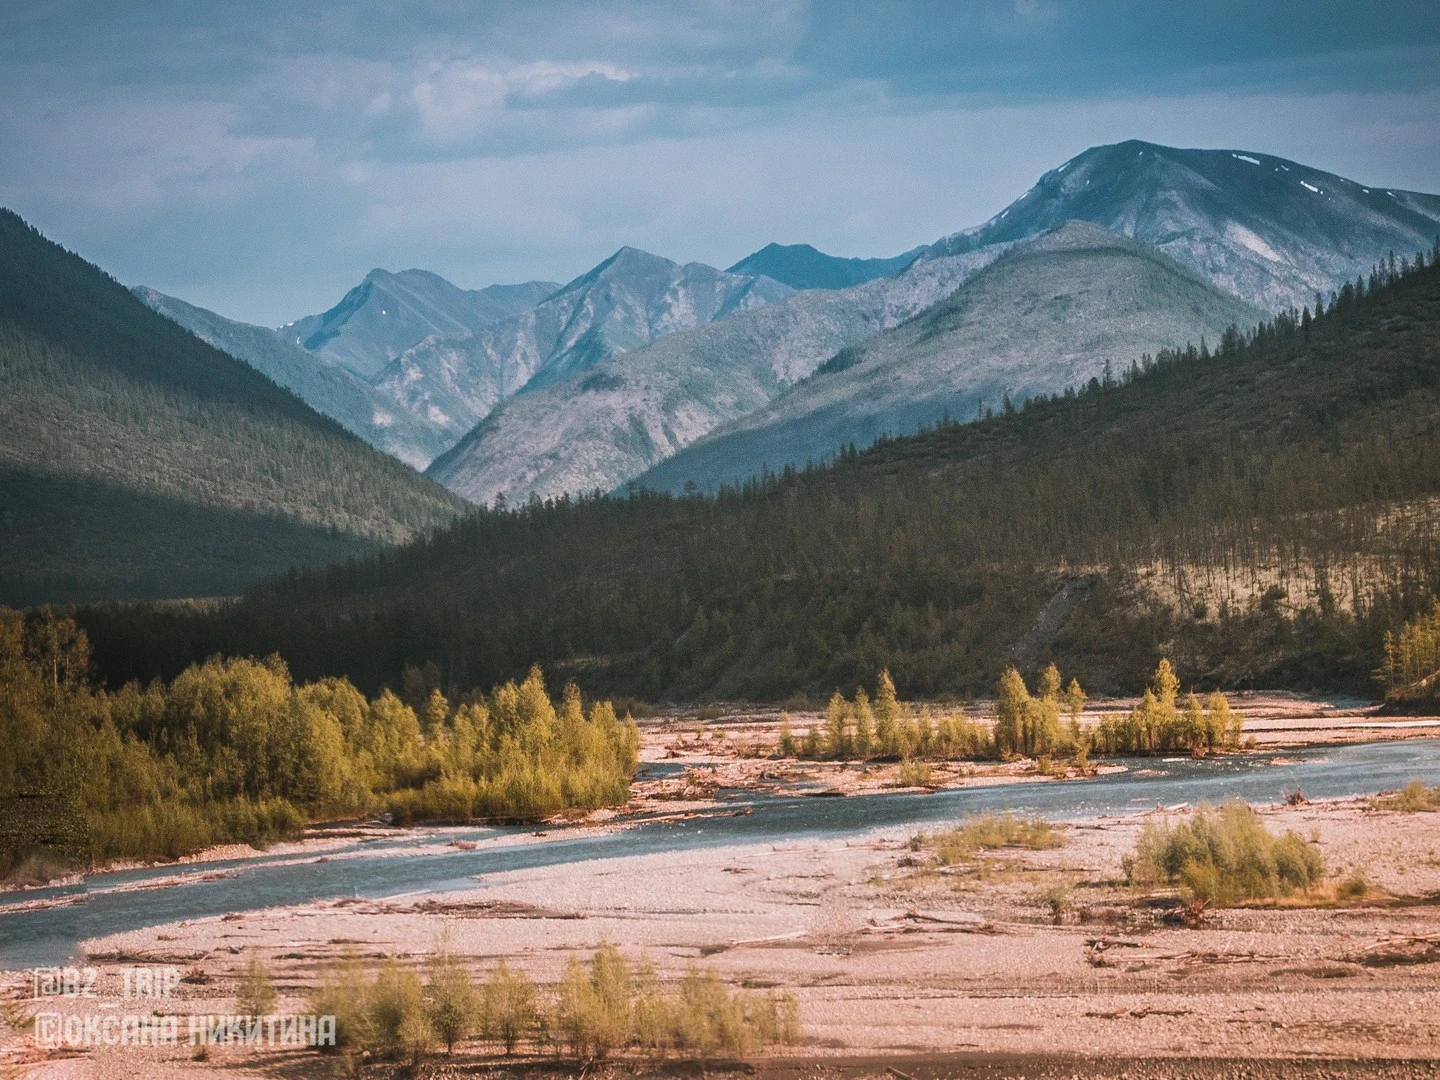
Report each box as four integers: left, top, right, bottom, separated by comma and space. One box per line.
379, 248, 795, 455
423, 244, 1012, 505
134, 286, 451, 468
635, 221, 1265, 494
422, 141, 1440, 505
924, 139, 1440, 312
286, 268, 559, 380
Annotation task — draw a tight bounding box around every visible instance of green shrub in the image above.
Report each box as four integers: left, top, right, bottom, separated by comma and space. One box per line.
1035, 884, 1069, 924
1093, 661, 1243, 756
313, 945, 798, 1067
424, 943, 480, 1054
555, 944, 632, 1060
1124, 801, 1324, 904
308, 953, 376, 1053
368, 960, 434, 1064
0, 610, 640, 870
481, 960, 536, 1055
1336, 869, 1369, 901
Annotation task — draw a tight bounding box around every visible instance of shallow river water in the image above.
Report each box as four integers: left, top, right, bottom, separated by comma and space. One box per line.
2, 737, 1437, 967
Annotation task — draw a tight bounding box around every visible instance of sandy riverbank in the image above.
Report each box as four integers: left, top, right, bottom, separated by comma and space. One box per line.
4, 788, 1439, 1078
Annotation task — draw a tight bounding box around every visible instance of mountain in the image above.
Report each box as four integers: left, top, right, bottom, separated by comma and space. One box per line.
425, 141, 1439, 505
88, 251, 1440, 699
924, 140, 1440, 313
423, 245, 1011, 505
286, 269, 559, 380
376, 248, 795, 454
134, 287, 450, 468
0, 209, 467, 603
636, 222, 1264, 494
726, 242, 921, 290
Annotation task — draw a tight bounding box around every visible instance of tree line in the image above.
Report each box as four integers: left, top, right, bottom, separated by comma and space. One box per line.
778, 663, 1243, 766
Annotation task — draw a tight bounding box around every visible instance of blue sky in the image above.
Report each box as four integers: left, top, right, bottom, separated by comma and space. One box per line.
3, 0, 1439, 325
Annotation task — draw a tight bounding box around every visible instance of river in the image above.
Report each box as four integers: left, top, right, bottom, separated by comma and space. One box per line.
2, 737, 1437, 967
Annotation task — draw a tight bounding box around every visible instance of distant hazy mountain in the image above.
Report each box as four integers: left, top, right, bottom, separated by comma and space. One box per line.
925, 140, 1440, 313
286, 268, 559, 380
0, 210, 465, 603
375, 247, 794, 449
726, 242, 922, 290
424, 246, 1010, 505
637, 222, 1265, 494
135, 287, 449, 468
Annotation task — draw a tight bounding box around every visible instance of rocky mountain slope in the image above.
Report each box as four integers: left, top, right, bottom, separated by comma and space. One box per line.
726, 242, 921, 290
424, 246, 1011, 505
636, 222, 1264, 493
286, 268, 558, 380
375, 248, 794, 452
925, 140, 1440, 313
135, 287, 449, 468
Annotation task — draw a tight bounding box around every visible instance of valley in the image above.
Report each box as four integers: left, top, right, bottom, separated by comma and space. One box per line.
3, 64, 1440, 1077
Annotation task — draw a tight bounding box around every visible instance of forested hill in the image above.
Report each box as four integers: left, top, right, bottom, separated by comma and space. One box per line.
0, 210, 468, 603
82, 245, 1440, 701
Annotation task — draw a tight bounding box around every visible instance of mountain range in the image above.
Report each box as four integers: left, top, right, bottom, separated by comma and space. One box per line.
423, 244, 1010, 505
145, 249, 795, 469
423, 141, 1440, 505
64, 139, 1440, 546
135, 287, 451, 468
636, 222, 1265, 493
371, 247, 794, 451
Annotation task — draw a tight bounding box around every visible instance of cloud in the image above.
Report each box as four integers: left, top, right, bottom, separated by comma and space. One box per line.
1, 0, 1438, 324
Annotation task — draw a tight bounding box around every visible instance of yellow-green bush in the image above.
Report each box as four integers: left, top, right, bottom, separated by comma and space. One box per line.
1374, 778, 1440, 811
789, 670, 993, 762
1124, 801, 1324, 904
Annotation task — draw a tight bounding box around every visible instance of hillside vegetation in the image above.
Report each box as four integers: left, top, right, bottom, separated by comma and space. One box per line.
79, 245, 1440, 701
0, 210, 467, 602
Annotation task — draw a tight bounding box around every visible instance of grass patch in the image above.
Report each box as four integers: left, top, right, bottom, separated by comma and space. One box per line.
1373, 779, 1440, 812
916, 813, 1062, 866
1124, 801, 1324, 906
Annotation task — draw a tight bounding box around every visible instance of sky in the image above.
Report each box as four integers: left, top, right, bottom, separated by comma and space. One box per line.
3, 0, 1440, 326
